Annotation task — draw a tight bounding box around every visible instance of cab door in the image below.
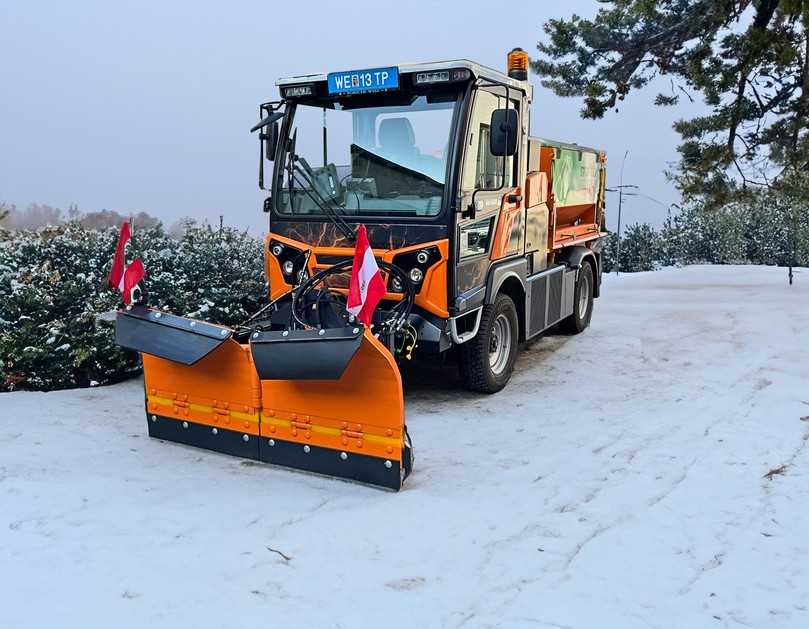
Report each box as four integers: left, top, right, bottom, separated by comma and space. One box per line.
455, 86, 522, 296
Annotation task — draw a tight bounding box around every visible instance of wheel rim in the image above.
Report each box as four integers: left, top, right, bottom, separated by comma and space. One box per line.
489, 313, 512, 376
577, 271, 590, 317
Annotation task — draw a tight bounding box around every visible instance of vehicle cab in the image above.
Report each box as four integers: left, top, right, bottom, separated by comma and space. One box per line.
255, 49, 605, 392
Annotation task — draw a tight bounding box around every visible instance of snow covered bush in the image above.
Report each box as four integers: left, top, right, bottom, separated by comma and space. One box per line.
0, 222, 266, 392
135, 221, 267, 325
604, 194, 809, 274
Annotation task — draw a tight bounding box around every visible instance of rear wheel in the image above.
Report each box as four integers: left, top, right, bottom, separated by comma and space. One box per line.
459, 294, 519, 393
560, 262, 594, 334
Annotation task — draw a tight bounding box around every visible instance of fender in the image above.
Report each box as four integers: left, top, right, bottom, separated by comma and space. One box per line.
484, 257, 527, 304
555, 245, 601, 297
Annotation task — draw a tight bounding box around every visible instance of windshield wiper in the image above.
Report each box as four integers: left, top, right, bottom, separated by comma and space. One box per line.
292, 168, 355, 242
288, 166, 355, 242
283, 134, 355, 242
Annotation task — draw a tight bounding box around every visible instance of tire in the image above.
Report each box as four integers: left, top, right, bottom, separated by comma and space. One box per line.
459, 293, 519, 394
560, 262, 594, 334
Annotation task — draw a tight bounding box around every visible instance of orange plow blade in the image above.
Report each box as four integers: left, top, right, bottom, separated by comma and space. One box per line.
116, 307, 411, 490
259, 331, 409, 489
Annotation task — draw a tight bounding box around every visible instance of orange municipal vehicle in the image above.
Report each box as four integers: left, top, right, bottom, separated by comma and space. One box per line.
116, 48, 607, 490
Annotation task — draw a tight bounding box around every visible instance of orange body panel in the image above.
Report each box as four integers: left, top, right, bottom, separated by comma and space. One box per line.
260, 331, 404, 462
265, 233, 449, 318
552, 202, 600, 249
524, 171, 548, 208
490, 187, 524, 260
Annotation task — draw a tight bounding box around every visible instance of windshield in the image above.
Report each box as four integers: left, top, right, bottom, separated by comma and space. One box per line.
276, 94, 458, 218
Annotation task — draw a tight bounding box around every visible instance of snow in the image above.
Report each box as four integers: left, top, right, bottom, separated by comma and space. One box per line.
2, 265, 808, 628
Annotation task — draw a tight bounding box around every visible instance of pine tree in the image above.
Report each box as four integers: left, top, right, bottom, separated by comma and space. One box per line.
617, 223, 662, 272
533, 1, 809, 207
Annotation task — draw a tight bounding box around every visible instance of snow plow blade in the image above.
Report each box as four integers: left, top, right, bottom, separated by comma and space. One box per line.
117, 309, 410, 490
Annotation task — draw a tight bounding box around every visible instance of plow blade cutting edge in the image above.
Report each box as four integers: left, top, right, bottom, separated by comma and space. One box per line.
116, 307, 411, 490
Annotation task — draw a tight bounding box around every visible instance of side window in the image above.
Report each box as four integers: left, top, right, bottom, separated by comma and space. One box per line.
462, 89, 517, 192
475, 124, 506, 188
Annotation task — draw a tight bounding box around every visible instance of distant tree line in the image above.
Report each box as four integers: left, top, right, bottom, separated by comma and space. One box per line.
0, 201, 196, 237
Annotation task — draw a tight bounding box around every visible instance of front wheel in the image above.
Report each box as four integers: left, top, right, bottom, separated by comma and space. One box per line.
560, 263, 594, 334
459, 294, 519, 394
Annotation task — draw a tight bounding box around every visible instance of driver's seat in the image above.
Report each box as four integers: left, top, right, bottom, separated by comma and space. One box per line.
379, 118, 418, 157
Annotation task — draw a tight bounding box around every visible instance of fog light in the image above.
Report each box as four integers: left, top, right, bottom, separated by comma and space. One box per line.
282, 260, 294, 275
297, 269, 308, 283
416, 250, 429, 264
409, 268, 424, 283
271, 243, 284, 256
391, 277, 403, 292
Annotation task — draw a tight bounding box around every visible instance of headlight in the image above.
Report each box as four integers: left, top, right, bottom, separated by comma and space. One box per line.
392, 245, 440, 292
283, 260, 294, 275
271, 244, 284, 256
391, 277, 403, 292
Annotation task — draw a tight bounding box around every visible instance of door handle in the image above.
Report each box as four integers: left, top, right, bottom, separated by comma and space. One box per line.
507, 194, 523, 204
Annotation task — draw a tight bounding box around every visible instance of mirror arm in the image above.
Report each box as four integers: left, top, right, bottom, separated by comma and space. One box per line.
258, 138, 265, 190
501, 83, 510, 194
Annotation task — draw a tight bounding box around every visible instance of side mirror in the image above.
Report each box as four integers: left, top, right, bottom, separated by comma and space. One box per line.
262, 121, 279, 161
489, 108, 518, 157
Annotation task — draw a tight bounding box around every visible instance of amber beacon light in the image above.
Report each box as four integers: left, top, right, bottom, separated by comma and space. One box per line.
507, 47, 529, 81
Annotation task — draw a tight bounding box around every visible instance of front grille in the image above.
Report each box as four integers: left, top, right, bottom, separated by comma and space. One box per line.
314, 254, 383, 265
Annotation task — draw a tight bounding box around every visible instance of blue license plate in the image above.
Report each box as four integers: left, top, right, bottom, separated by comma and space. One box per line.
327, 66, 399, 95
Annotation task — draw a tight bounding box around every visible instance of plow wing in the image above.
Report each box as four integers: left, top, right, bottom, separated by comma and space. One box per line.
116, 308, 411, 490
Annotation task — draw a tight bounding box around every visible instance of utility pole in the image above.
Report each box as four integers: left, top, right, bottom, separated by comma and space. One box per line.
616, 151, 629, 275
606, 173, 667, 274
610, 184, 639, 274
605, 152, 640, 275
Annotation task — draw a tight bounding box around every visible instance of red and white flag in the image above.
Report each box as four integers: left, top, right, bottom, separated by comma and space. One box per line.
108, 220, 131, 292
347, 225, 385, 326
122, 257, 146, 305
108, 221, 146, 305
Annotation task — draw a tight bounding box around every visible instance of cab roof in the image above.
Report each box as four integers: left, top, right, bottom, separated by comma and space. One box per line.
276, 58, 529, 92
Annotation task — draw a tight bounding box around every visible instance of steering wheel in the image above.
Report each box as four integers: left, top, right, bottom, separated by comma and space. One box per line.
291, 259, 415, 331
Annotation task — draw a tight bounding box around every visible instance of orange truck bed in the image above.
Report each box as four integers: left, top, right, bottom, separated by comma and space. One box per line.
531, 138, 606, 251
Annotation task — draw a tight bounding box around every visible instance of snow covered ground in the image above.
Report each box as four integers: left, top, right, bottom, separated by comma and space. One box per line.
2, 265, 808, 629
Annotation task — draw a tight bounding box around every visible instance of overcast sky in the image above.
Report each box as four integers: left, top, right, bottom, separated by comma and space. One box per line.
1, 0, 699, 232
